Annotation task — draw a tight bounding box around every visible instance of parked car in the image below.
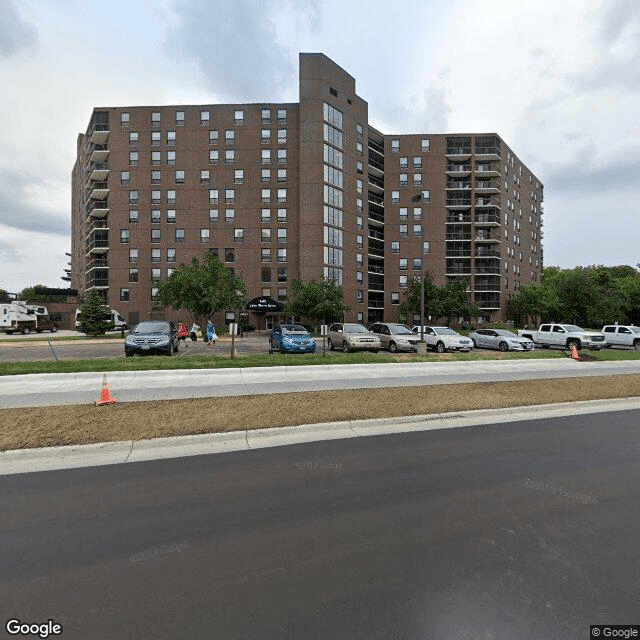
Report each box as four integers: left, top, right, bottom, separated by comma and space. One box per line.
601, 325, 640, 350
413, 326, 474, 353
368, 323, 420, 352
469, 328, 535, 351
327, 323, 381, 353
517, 324, 606, 350
124, 320, 179, 356
269, 323, 316, 354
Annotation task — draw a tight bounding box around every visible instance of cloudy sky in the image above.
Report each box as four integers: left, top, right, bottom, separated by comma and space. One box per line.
1, 0, 639, 293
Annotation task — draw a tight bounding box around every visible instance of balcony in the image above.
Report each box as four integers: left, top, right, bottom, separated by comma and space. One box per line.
89, 123, 109, 145
86, 202, 109, 218
446, 197, 472, 209
368, 154, 384, 173
474, 146, 501, 160
446, 247, 472, 258
475, 300, 501, 310
85, 230, 109, 256
474, 282, 501, 292
368, 173, 384, 192
475, 248, 501, 258
475, 213, 501, 225
446, 147, 472, 160
447, 213, 471, 223
474, 233, 501, 242
475, 179, 500, 193
86, 259, 109, 273
446, 181, 471, 190
90, 162, 109, 181
368, 228, 384, 241
446, 233, 472, 241
446, 268, 472, 276
368, 264, 384, 275
88, 269, 109, 289
475, 163, 500, 177
446, 164, 471, 176
475, 196, 501, 208
90, 147, 109, 163
368, 192, 384, 206
89, 182, 109, 200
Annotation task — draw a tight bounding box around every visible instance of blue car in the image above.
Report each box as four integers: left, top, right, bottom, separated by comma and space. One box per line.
269, 323, 316, 353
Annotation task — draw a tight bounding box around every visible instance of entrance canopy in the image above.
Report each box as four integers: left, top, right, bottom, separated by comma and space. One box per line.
246, 296, 284, 313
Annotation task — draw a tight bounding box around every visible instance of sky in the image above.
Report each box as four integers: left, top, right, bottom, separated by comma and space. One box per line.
1, 0, 639, 293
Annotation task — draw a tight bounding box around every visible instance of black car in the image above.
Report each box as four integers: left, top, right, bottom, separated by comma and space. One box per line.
124, 320, 179, 356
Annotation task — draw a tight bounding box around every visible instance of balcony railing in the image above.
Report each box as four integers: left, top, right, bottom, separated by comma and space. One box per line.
475, 214, 500, 224
475, 249, 501, 258
446, 147, 472, 155
475, 146, 500, 156
446, 164, 471, 173
446, 198, 472, 207
446, 181, 471, 189
447, 213, 471, 223
446, 233, 472, 240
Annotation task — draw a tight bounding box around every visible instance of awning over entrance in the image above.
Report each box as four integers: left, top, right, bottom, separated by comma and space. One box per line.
246, 296, 284, 312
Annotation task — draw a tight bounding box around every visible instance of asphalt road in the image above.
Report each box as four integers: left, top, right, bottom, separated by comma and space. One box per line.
2, 409, 639, 639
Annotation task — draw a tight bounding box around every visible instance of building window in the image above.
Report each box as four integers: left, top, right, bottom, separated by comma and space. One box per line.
400, 157, 408, 168
209, 209, 218, 223
167, 248, 176, 263
209, 149, 218, 164
151, 170, 161, 184
421, 139, 430, 152
277, 208, 287, 222
277, 228, 287, 243
277, 108, 287, 123
356, 141, 363, 156
121, 170, 130, 185
225, 248, 235, 263
277, 169, 287, 182
151, 248, 161, 263
234, 109, 244, 124
413, 207, 422, 219
262, 288, 271, 297
400, 275, 408, 287
261, 169, 271, 182
413, 258, 422, 270
209, 129, 219, 144
167, 130, 176, 146
151, 268, 161, 280
261, 228, 271, 242
262, 149, 271, 164
151, 288, 158, 302
129, 190, 138, 204
225, 209, 235, 222
399, 224, 408, 237
200, 229, 210, 243
175, 170, 185, 184
278, 288, 287, 301
261, 188, 270, 203
413, 224, 422, 236
391, 190, 400, 203
391, 292, 400, 305
151, 209, 161, 223
151, 111, 161, 125
261, 208, 271, 222
421, 190, 431, 202
120, 229, 130, 243
201, 170, 210, 183
278, 266, 287, 282
225, 189, 234, 204
129, 210, 138, 223
129, 249, 138, 263
225, 149, 235, 163
399, 207, 408, 220
167, 189, 176, 204
234, 228, 245, 242
356, 271, 364, 284
277, 129, 287, 144
399, 258, 407, 270
413, 173, 422, 185
356, 216, 363, 229
151, 229, 161, 243
356, 161, 363, 174
357, 198, 363, 212
151, 131, 161, 146
120, 288, 130, 301
277, 248, 287, 262
356, 235, 363, 247
128, 268, 138, 282
261, 108, 271, 123
356, 253, 363, 266
413, 156, 422, 168
391, 139, 399, 153
200, 110, 210, 125
261, 267, 271, 282
261, 248, 271, 262
423, 241, 430, 254
277, 149, 287, 163
209, 189, 219, 204
399, 173, 408, 186
234, 169, 244, 184
129, 151, 138, 165
175, 228, 185, 243
277, 188, 287, 203
225, 129, 234, 144
175, 111, 185, 125
129, 131, 138, 145
356, 123, 363, 138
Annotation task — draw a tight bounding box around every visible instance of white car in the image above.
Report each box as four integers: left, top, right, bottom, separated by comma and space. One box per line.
413, 326, 474, 353
327, 323, 381, 353
469, 328, 535, 351
602, 325, 640, 350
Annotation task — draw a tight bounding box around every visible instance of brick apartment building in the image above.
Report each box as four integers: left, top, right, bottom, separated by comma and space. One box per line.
71, 53, 543, 329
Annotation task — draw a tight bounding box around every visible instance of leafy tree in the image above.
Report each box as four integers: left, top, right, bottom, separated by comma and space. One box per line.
283, 279, 348, 328
400, 274, 478, 325
155, 253, 247, 321
18, 285, 49, 302
0, 289, 10, 303
509, 282, 560, 326
77, 288, 111, 336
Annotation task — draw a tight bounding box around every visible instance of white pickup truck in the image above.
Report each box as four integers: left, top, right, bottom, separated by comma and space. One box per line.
517, 324, 606, 350
602, 325, 640, 350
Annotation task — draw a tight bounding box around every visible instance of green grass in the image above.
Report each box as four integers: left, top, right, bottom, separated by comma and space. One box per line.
587, 348, 640, 361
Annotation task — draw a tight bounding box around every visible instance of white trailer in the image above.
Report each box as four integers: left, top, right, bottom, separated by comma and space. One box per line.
0, 302, 58, 335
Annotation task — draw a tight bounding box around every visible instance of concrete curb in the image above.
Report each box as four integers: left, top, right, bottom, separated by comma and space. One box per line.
1, 396, 639, 476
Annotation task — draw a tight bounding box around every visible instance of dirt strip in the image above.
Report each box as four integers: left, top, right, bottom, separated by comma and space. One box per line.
1, 374, 639, 451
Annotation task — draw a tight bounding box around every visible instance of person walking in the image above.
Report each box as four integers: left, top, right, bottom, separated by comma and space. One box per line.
189, 322, 200, 342
206, 320, 217, 347
178, 322, 189, 349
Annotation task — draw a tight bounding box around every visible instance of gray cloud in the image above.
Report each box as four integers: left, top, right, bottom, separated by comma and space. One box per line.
164, 0, 319, 101
0, 0, 37, 58
0, 168, 69, 236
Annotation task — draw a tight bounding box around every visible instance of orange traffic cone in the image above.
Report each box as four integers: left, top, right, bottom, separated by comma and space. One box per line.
96, 373, 116, 405
571, 344, 580, 361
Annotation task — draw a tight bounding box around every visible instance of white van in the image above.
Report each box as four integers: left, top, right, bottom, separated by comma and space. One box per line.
76, 308, 127, 331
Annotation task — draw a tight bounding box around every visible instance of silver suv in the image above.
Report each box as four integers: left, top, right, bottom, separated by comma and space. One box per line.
327, 323, 381, 353
368, 323, 419, 353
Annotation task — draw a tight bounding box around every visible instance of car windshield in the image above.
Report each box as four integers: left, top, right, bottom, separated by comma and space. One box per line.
629, 326, 640, 333
132, 322, 169, 334
495, 329, 517, 337
344, 324, 369, 334
433, 328, 458, 335
390, 325, 415, 335
563, 325, 584, 333
280, 324, 308, 334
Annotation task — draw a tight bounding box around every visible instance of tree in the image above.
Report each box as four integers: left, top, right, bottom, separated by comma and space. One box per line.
509, 282, 560, 326
283, 279, 348, 328
77, 288, 111, 336
155, 253, 247, 321
0, 289, 10, 303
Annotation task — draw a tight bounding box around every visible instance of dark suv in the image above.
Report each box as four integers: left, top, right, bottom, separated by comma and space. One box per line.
124, 320, 179, 356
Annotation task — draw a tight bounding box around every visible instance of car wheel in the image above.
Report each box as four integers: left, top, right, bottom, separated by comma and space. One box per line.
567, 339, 580, 351
342, 341, 350, 353
634, 340, 640, 351
436, 341, 446, 353
50, 325, 58, 333
471, 339, 477, 348
389, 341, 398, 353
174, 341, 179, 353
328, 337, 334, 351
499, 341, 509, 352
22, 327, 31, 335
